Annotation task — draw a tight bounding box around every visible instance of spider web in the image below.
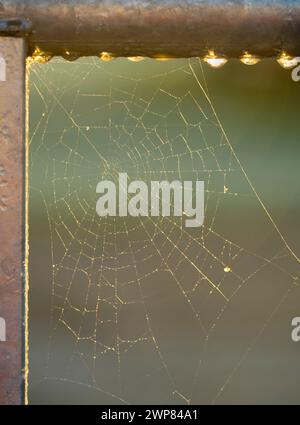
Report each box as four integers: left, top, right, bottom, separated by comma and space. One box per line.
28, 57, 300, 404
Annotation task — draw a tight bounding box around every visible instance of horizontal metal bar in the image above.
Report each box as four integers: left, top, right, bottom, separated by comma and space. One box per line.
0, 18, 31, 36
1, 1, 300, 57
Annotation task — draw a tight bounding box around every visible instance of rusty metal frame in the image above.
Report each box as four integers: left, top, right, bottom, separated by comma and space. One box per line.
1, 1, 300, 58
0, 0, 300, 406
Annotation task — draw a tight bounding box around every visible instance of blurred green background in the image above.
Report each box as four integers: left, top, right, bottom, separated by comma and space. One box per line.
28, 58, 300, 404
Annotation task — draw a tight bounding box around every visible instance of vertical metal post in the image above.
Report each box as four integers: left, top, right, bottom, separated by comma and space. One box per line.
0, 37, 26, 405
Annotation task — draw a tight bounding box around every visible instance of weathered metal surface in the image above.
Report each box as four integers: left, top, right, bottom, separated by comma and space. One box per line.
0, 18, 32, 36
0, 37, 25, 405
0, 1, 300, 57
